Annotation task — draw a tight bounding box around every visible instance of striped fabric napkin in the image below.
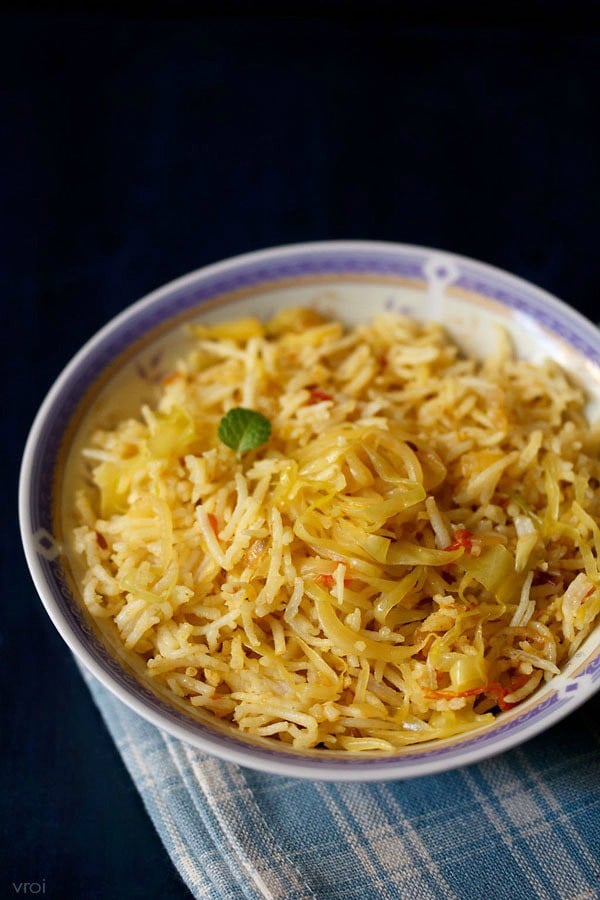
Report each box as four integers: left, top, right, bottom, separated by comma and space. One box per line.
81, 670, 600, 899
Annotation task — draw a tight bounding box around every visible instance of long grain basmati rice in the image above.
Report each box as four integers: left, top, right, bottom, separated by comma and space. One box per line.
72, 309, 600, 750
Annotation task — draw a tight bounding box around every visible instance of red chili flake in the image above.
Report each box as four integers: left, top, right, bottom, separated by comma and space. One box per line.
509, 673, 531, 693
308, 388, 333, 404
207, 513, 219, 536
498, 691, 517, 712
425, 680, 517, 711
426, 685, 487, 701
444, 529, 474, 552
487, 680, 528, 712
314, 573, 351, 588
95, 531, 108, 550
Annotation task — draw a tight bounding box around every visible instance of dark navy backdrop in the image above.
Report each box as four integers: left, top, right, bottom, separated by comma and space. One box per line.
2, 5, 599, 898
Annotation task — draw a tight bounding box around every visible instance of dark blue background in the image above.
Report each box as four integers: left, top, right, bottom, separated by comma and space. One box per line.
3, 5, 599, 898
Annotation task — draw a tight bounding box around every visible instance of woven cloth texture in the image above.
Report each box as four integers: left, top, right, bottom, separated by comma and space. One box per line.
82, 670, 600, 900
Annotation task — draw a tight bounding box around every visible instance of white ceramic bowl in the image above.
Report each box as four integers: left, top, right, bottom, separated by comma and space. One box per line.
19, 241, 600, 781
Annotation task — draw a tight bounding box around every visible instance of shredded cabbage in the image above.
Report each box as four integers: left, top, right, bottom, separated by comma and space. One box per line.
71, 308, 600, 751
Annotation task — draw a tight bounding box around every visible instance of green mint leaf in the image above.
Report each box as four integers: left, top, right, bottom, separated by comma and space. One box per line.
217, 407, 271, 456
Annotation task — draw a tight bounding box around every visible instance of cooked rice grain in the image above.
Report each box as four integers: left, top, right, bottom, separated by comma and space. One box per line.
73, 309, 600, 750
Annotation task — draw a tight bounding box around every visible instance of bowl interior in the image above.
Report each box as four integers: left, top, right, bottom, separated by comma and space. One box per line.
21, 242, 600, 780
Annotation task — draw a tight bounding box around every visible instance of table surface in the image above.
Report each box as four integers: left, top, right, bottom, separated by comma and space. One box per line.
2, 5, 599, 898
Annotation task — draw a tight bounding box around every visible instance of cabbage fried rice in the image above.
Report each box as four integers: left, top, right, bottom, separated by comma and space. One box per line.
73, 308, 600, 751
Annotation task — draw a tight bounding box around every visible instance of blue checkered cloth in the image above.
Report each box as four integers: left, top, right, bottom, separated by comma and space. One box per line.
80, 671, 600, 899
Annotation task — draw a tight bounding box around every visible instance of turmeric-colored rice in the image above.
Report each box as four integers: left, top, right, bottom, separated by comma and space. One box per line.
73, 308, 600, 751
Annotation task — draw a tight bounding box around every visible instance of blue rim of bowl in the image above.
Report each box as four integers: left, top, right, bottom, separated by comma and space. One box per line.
19, 240, 600, 781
